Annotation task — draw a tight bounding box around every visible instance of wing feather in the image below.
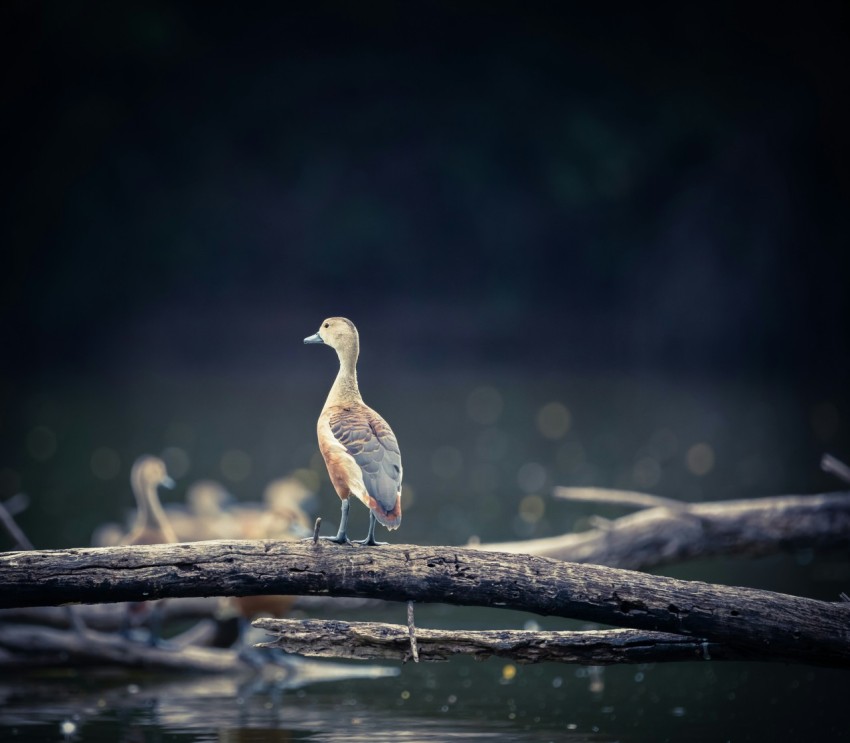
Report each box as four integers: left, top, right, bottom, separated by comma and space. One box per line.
328, 405, 402, 516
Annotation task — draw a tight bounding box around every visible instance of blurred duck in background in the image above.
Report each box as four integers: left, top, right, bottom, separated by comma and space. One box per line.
163, 475, 315, 542
91, 455, 178, 548
91, 457, 317, 647
122, 456, 178, 545
161, 471, 317, 646
99, 455, 179, 643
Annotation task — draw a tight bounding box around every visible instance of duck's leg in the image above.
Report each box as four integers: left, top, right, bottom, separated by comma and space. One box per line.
320, 497, 352, 544
353, 511, 388, 546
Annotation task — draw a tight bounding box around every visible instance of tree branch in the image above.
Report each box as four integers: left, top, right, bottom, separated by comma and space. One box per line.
477, 491, 850, 568
1, 540, 848, 667
254, 618, 758, 664
0, 621, 250, 672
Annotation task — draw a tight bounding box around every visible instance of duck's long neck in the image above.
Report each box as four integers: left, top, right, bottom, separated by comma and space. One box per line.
145, 484, 178, 543
324, 346, 363, 409
131, 472, 178, 543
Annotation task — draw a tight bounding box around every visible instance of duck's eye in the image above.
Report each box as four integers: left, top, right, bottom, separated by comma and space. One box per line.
324, 322, 330, 328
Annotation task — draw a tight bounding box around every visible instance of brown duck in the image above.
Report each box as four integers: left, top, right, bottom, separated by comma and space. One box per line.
304, 317, 402, 545
122, 455, 178, 546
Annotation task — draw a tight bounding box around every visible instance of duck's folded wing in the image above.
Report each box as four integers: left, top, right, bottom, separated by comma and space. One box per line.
328, 407, 402, 513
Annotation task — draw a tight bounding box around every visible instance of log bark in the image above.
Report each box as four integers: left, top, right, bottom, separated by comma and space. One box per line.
479, 491, 850, 568
1, 541, 848, 667
254, 618, 757, 665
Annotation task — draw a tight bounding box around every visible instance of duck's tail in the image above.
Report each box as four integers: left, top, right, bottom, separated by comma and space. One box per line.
369, 495, 402, 531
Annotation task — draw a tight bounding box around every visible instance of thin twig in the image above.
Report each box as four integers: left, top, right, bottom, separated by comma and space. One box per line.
0, 499, 34, 550
0, 498, 87, 633
552, 486, 686, 511
312, 517, 322, 545
821, 454, 850, 485
407, 601, 419, 663
2, 494, 30, 517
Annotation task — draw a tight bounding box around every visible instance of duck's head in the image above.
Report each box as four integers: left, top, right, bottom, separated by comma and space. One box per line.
131, 455, 175, 491
304, 317, 359, 359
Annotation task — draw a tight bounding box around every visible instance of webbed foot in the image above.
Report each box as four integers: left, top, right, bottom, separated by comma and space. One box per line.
319, 534, 352, 545
353, 536, 387, 546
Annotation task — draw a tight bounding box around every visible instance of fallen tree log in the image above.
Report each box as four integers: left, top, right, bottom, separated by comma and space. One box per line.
477, 490, 850, 569
253, 618, 755, 664
1, 541, 848, 667
0, 621, 250, 672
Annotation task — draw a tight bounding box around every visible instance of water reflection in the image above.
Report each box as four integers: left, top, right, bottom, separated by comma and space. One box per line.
5, 657, 842, 742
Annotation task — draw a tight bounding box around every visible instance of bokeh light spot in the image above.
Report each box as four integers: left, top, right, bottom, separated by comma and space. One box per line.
466, 386, 503, 425
221, 449, 252, 482
517, 462, 547, 492
27, 426, 57, 461
536, 402, 572, 439
501, 664, 517, 682
519, 494, 545, 523
91, 447, 121, 480
686, 443, 715, 476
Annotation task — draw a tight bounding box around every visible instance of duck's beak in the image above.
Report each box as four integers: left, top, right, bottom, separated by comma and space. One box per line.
161, 476, 176, 489
304, 332, 324, 345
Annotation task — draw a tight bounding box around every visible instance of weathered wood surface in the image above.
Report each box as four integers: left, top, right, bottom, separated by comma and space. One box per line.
1, 541, 848, 666
254, 618, 753, 665
479, 491, 850, 568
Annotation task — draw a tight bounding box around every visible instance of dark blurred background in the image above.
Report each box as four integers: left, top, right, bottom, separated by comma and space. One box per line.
1, 1, 848, 551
